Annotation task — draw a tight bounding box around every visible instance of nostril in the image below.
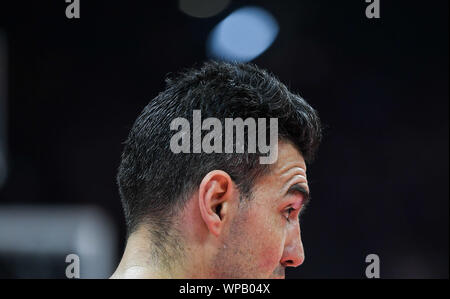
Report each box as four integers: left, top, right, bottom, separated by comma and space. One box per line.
282, 254, 304, 268
283, 260, 294, 267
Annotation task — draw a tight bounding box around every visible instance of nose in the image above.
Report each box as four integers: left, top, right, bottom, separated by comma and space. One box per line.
280, 224, 305, 268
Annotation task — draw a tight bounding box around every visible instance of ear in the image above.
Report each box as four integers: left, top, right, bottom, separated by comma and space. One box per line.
198, 170, 236, 237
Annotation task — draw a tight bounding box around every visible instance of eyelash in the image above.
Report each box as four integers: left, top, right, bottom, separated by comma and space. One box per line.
284, 207, 296, 222
283, 206, 307, 223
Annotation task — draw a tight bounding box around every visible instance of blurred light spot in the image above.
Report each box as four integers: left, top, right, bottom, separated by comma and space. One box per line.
207, 6, 279, 62
0, 206, 116, 278
179, 0, 230, 18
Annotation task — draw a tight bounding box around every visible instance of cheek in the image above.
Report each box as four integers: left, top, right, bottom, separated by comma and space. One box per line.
257, 242, 282, 273
249, 211, 286, 272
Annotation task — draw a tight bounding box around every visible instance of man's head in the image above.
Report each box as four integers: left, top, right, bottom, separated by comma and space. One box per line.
116, 61, 321, 278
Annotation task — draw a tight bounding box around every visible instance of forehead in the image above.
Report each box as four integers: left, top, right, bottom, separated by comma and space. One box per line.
272, 141, 307, 175
251, 141, 308, 201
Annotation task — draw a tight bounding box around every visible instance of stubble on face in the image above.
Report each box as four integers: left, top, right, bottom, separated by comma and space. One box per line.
209, 196, 284, 278
210, 206, 257, 278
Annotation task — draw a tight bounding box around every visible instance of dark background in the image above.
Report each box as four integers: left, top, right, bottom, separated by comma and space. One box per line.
0, 0, 448, 278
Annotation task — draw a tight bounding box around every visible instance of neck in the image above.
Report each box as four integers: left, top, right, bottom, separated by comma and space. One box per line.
110, 226, 203, 279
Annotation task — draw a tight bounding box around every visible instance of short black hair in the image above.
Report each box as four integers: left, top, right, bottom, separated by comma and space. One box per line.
117, 61, 321, 243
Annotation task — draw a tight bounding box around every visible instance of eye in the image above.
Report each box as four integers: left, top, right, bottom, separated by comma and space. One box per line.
283, 207, 296, 221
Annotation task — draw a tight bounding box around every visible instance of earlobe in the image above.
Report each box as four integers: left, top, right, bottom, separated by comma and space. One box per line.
198, 170, 235, 237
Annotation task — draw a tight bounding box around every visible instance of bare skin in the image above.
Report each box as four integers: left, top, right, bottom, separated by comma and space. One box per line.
111, 141, 309, 279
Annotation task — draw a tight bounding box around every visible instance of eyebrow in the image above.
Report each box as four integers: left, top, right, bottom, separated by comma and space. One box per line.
286, 183, 310, 209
